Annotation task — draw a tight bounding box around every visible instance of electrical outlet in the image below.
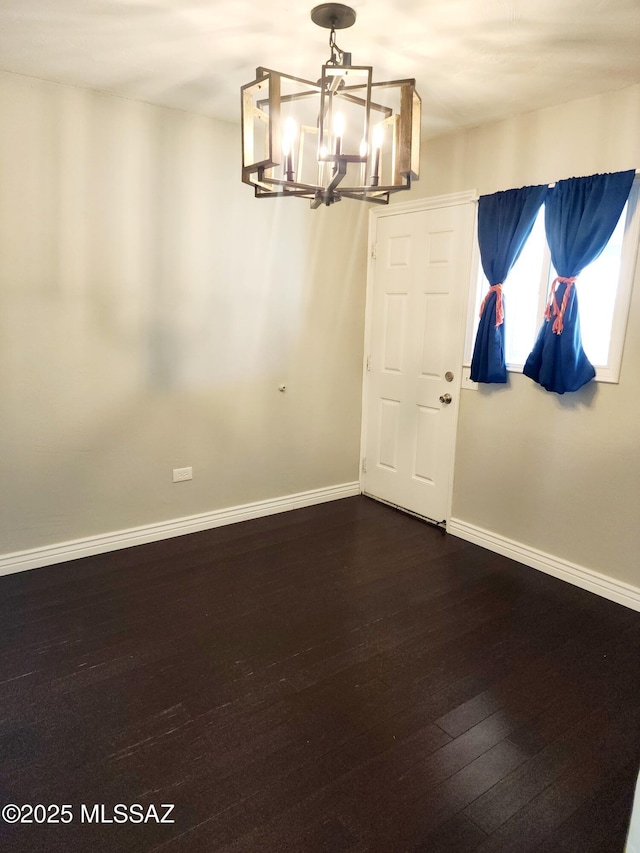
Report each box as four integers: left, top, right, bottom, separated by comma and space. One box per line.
172, 467, 192, 483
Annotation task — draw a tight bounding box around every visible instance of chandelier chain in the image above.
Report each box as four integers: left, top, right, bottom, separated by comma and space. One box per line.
327, 24, 345, 65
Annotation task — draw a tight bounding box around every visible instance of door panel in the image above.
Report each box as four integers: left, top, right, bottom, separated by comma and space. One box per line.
420, 292, 447, 376
378, 398, 400, 470
363, 201, 475, 523
383, 293, 407, 372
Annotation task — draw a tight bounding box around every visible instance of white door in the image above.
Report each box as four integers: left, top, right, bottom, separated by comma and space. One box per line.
362, 197, 475, 523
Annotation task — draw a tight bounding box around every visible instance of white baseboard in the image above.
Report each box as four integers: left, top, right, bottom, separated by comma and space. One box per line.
447, 517, 640, 613
0, 482, 361, 577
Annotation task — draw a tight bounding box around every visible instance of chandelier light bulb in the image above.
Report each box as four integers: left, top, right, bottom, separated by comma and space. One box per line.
371, 122, 383, 186
282, 117, 297, 180
282, 117, 297, 155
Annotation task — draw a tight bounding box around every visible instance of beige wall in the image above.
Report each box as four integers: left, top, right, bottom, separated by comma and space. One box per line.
0, 72, 369, 554
415, 83, 640, 588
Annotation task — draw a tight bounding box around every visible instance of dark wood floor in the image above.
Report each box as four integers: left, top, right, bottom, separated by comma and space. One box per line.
0, 496, 639, 853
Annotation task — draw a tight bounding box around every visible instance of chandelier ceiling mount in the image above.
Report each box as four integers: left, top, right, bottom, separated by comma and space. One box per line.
310, 3, 356, 32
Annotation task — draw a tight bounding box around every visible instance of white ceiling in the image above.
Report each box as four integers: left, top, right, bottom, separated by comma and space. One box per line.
1, 0, 639, 138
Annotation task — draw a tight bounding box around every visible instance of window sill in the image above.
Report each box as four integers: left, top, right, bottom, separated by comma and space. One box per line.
461, 363, 619, 389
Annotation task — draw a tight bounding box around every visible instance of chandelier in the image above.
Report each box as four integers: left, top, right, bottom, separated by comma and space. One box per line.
241, 3, 421, 208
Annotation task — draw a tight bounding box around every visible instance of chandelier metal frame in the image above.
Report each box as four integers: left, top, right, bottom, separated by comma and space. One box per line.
241, 3, 421, 208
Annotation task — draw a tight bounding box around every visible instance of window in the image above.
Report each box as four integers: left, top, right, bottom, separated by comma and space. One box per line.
465, 175, 640, 383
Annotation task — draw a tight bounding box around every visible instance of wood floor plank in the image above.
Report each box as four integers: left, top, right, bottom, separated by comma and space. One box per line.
0, 495, 638, 853
532, 758, 638, 853
473, 704, 640, 852
411, 813, 488, 853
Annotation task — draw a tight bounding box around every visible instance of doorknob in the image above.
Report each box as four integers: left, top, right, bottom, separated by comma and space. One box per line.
439, 393, 452, 405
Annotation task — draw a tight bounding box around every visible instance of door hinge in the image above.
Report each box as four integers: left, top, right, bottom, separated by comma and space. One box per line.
366, 355, 371, 372
362, 458, 368, 473
370, 243, 376, 260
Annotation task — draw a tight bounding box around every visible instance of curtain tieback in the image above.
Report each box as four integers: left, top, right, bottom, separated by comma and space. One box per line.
479, 283, 504, 328
544, 276, 577, 335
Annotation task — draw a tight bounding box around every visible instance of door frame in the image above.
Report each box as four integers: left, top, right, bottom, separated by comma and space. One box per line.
359, 190, 478, 523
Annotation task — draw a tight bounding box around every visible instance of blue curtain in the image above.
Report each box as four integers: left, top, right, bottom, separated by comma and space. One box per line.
470, 185, 548, 383
523, 169, 635, 394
